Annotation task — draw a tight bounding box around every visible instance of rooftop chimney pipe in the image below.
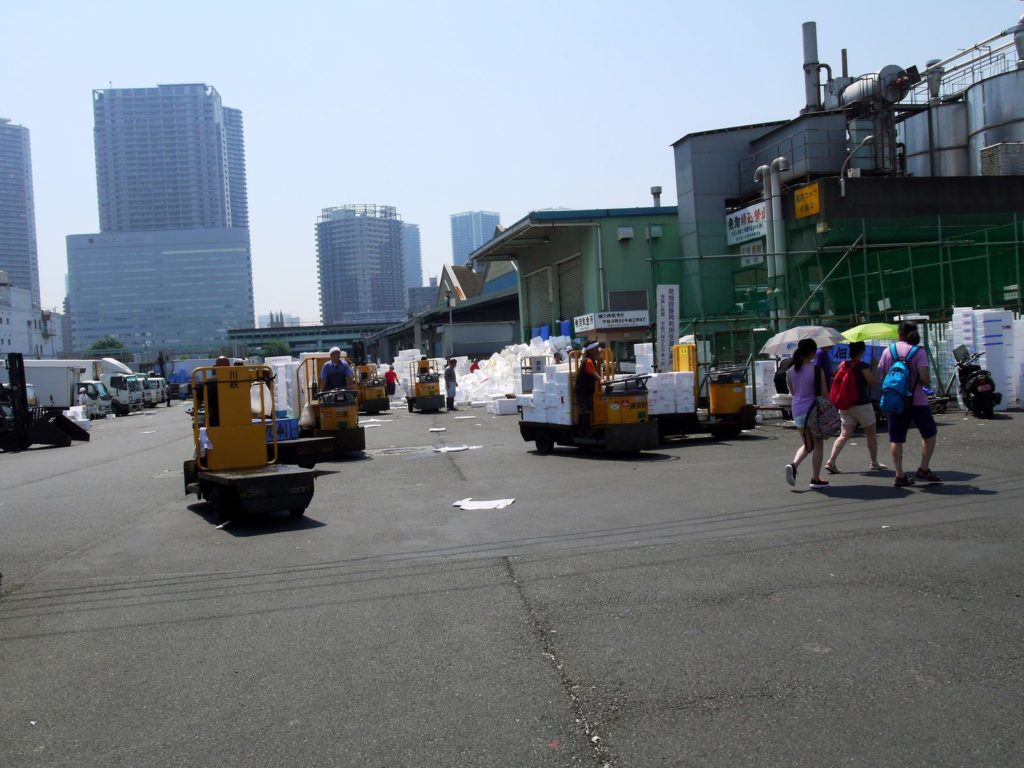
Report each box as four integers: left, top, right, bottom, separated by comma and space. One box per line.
802, 22, 821, 112
650, 186, 662, 207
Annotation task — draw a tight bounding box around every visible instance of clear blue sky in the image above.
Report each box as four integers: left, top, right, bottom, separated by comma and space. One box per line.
4, 0, 1020, 321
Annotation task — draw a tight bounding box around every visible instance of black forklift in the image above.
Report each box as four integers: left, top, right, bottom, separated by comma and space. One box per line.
1, 353, 91, 452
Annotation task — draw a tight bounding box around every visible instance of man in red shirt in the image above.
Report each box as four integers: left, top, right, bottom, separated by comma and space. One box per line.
383, 366, 399, 397
574, 342, 603, 433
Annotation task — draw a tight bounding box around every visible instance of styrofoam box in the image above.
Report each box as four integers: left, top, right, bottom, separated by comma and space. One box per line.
488, 398, 519, 415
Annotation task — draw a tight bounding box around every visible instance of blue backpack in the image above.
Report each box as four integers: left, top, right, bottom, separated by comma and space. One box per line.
879, 343, 920, 415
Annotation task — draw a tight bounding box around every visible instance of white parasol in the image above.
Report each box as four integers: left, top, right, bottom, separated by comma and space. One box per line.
760, 325, 845, 357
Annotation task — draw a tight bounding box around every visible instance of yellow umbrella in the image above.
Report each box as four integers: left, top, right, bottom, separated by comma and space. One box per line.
842, 322, 899, 342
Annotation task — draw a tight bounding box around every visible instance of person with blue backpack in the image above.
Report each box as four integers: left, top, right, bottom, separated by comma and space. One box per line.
877, 321, 942, 488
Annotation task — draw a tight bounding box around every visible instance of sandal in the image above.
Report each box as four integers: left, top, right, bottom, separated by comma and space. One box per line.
916, 468, 943, 482
894, 474, 916, 488
824, 462, 841, 474
869, 461, 887, 471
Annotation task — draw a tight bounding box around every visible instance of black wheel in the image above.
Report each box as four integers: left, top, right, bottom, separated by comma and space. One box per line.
288, 506, 307, 519
407, 399, 415, 413
535, 432, 554, 454
982, 406, 994, 419
709, 425, 741, 440
207, 488, 227, 524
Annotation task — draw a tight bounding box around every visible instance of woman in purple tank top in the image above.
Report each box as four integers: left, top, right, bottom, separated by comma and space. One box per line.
784, 338, 829, 490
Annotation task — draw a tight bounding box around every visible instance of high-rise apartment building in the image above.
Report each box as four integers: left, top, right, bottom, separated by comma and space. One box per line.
0, 118, 41, 308
93, 84, 246, 231
68, 84, 254, 354
316, 205, 407, 325
450, 210, 500, 267
402, 222, 423, 291
223, 107, 249, 229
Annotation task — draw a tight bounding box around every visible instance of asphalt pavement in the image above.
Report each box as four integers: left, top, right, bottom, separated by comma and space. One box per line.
1, 402, 1021, 767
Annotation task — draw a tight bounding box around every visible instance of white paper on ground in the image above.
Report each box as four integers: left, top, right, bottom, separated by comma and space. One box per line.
453, 415, 477, 420
429, 427, 446, 432
433, 445, 483, 453
452, 497, 516, 510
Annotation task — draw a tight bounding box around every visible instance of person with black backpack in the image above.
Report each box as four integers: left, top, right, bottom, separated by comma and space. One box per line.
876, 321, 942, 488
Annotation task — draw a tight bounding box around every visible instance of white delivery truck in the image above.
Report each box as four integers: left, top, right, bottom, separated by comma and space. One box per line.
101, 362, 145, 415
10, 360, 111, 417
15, 358, 142, 416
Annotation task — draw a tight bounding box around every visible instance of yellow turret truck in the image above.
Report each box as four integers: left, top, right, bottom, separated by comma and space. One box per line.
355, 364, 389, 414
183, 363, 316, 523
518, 347, 659, 455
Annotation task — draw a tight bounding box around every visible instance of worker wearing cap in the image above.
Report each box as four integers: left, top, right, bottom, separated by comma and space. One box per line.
320, 347, 354, 393
574, 342, 603, 433
78, 387, 92, 418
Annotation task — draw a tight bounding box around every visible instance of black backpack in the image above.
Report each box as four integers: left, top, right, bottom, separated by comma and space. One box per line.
774, 358, 795, 394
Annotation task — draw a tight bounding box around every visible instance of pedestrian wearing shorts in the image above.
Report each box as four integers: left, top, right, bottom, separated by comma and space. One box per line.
824, 340, 887, 474
784, 338, 830, 490
877, 321, 942, 488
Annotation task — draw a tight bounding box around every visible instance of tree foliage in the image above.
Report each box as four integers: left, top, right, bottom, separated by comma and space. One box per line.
87, 336, 124, 353
260, 339, 291, 357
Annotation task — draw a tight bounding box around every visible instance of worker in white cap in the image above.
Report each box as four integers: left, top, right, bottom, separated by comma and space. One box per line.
320, 346, 354, 394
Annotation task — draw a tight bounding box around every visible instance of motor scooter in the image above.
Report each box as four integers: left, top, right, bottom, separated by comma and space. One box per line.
930, 345, 1002, 418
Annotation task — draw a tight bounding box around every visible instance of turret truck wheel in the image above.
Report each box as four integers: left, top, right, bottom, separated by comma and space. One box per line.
534, 432, 554, 454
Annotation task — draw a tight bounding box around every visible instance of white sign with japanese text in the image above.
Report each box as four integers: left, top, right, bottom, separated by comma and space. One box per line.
574, 310, 650, 333
656, 285, 679, 372
726, 201, 768, 246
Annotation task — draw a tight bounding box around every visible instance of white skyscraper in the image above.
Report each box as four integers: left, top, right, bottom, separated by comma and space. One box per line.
450, 210, 500, 267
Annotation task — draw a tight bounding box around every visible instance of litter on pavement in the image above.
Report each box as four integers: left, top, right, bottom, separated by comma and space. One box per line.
452, 498, 516, 510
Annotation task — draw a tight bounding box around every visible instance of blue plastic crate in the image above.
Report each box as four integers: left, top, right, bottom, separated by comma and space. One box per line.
262, 417, 300, 443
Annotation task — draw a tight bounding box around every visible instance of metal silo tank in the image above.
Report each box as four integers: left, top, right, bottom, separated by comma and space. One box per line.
903, 103, 969, 177
967, 68, 1024, 175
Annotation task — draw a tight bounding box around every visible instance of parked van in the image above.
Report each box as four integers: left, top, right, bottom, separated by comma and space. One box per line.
146, 376, 168, 406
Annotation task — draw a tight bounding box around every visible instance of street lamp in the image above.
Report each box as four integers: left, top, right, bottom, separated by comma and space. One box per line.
840, 135, 875, 197
445, 290, 455, 358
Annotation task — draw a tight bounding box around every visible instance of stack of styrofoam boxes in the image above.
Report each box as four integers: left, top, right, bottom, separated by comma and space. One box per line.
753, 360, 779, 416
521, 365, 572, 424
645, 371, 696, 415
646, 373, 674, 415
994, 310, 1018, 406
951, 307, 977, 355
634, 343, 654, 374
950, 307, 977, 409
265, 355, 297, 417
979, 309, 1012, 411
392, 349, 421, 400
927, 322, 954, 390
